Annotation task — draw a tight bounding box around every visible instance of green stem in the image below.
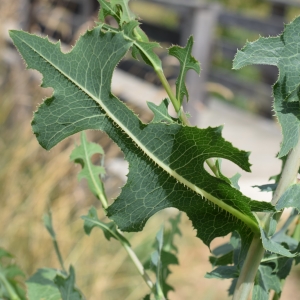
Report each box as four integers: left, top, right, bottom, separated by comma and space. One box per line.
233, 132, 300, 299
121, 237, 154, 292
92, 177, 154, 291
52, 238, 66, 273
206, 158, 220, 177
156, 69, 180, 113
0, 273, 21, 300
232, 235, 264, 300
271, 136, 300, 206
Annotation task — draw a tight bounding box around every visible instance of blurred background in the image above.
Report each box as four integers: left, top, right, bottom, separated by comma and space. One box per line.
1, 0, 300, 299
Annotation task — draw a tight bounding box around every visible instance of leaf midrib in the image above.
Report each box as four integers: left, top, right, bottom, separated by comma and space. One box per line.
15, 32, 259, 234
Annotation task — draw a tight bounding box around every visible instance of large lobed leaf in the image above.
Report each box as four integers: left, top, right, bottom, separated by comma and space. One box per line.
233, 16, 300, 157
10, 26, 272, 248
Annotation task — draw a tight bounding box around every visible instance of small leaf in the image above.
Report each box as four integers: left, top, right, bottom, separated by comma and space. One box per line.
146, 225, 179, 298
276, 184, 300, 212
81, 207, 130, 245
2, 265, 25, 279
163, 213, 181, 253
26, 268, 63, 300
252, 268, 268, 300
98, 0, 120, 23
259, 265, 281, 294
209, 251, 233, 267
212, 243, 234, 256
121, 20, 162, 68
70, 132, 105, 200
260, 227, 297, 257
43, 211, 56, 240
228, 278, 238, 296
169, 36, 200, 106
147, 99, 177, 124
215, 159, 241, 190
0, 248, 13, 259
229, 173, 241, 190
254, 183, 277, 192
205, 266, 238, 279
111, 0, 136, 25
54, 266, 83, 300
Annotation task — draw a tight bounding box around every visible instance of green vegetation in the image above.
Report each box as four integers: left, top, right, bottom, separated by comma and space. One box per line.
4, 0, 300, 299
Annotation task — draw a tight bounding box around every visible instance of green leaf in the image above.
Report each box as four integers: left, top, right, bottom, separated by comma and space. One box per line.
0, 248, 13, 259
233, 17, 300, 157
150, 227, 166, 299
0, 249, 26, 300
250, 201, 275, 213
260, 226, 297, 257
43, 211, 56, 240
70, 132, 105, 200
26, 268, 63, 300
121, 21, 162, 68
252, 267, 268, 300
168, 36, 200, 106
253, 183, 277, 192
259, 265, 281, 294
216, 159, 241, 190
2, 265, 25, 279
145, 215, 180, 297
276, 184, 300, 212
205, 266, 238, 279
163, 213, 181, 253
98, 0, 120, 23
10, 27, 262, 248
111, 0, 136, 25
209, 251, 233, 267
147, 99, 178, 124
54, 266, 83, 300
81, 206, 130, 245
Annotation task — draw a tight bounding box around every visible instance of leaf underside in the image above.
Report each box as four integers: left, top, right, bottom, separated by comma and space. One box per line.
233, 17, 300, 157
10, 26, 272, 247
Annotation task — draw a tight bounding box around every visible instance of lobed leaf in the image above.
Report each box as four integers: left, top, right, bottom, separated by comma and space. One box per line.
147, 99, 178, 124
233, 17, 300, 157
82, 206, 130, 245
260, 227, 297, 257
26, 268, 63, 300
54, 266, 83, 300
10, 27, 267, 249
276, 184, 300, 212
70, 132, 105, 200
169, 36, 200, 106
205, 266, 238, 279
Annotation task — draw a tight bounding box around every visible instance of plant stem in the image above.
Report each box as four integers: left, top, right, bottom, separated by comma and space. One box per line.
271, 137, 300, 206
232, 235, 264, 300
206, 158, 220, 177
233, 132, 300, 299
120, 233, 154, 291
95, 178, 155, 291
0, 273, 21, 300
156, 69, 180, 113
52, 237, 66, 273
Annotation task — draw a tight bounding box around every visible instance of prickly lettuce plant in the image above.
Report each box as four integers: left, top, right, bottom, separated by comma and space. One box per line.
8, 0, 300, 299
